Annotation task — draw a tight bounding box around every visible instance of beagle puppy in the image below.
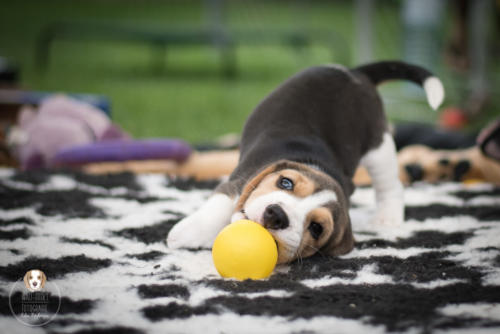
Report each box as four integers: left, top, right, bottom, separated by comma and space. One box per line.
24, 269, 47, 292
167, 61, 444, 264
398, 145, 500, 185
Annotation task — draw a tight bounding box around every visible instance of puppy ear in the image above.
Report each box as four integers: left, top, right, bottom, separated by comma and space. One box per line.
320, 202, 354, 256
23, 271, 30, 289
40, 271, 47, 288
235, 163, 280, 211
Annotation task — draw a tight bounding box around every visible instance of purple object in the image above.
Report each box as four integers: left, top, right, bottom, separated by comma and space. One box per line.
52, 139, 192, 166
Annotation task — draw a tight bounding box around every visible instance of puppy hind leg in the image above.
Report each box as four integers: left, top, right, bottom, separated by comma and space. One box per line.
360, 132, 404, 226
166, 190, 238, 249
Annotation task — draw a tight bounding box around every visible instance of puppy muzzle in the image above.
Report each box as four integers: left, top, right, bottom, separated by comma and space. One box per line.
263, 204, 289, 230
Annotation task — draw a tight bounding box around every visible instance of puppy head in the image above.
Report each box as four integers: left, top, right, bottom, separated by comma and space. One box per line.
23, 269, 47, 292
233, 160, 354, 263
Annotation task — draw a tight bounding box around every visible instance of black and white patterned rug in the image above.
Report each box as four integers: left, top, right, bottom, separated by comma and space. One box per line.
1, 168, 500, 334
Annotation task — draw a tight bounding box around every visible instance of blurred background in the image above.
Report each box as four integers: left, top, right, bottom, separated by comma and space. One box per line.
1, 0, 499, 145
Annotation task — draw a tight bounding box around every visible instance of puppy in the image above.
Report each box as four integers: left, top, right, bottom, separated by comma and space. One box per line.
398, 145, 500, 185
167, 61, 444, 264
24, 269, 47, 292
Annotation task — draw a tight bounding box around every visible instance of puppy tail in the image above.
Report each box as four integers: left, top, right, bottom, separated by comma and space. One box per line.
353, 61, 445, 110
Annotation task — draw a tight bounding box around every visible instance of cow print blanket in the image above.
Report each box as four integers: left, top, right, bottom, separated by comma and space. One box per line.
1, 168, 500, 334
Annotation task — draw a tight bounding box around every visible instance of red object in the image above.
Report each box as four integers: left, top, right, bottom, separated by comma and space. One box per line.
439, 107, 468, 130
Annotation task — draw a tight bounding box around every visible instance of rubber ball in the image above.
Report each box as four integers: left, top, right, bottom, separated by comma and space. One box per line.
212, 219, 278, 280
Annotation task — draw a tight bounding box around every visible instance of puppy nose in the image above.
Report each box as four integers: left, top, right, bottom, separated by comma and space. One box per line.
405, 164, 424, 182
33, 282, 38, 286
263, 204, 289, 230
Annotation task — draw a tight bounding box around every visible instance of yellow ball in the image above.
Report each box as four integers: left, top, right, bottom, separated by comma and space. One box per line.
212, 219, 278, 280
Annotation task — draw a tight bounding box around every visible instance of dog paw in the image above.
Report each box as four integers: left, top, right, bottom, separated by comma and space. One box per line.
166, 193, 236, 249
166, 215, 216, 249
230, 211, 245, 222
372, 201, 404, 227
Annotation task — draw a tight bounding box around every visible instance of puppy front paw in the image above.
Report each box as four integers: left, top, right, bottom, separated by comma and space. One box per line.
166, 216, 188, 249
166, 212, 229, 249
166, 193, 236, 249
166, 215, 208, 249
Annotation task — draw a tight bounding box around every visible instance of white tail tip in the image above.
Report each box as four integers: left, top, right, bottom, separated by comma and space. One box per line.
423, 77, 445, 110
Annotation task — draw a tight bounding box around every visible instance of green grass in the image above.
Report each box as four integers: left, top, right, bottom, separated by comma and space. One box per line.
1, 0, 499, 143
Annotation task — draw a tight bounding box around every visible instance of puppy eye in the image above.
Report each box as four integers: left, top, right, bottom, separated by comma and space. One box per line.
277, 177, 294, 191
308, 222, 323, 240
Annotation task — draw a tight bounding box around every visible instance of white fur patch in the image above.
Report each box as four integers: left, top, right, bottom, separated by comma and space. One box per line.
423, 76, 445, 110
360, 133, 404, 226
167, 193, 236, 249
243, 190, 337, 258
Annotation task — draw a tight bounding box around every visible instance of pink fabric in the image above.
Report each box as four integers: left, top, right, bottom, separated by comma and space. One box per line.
12, 95, 129, 169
